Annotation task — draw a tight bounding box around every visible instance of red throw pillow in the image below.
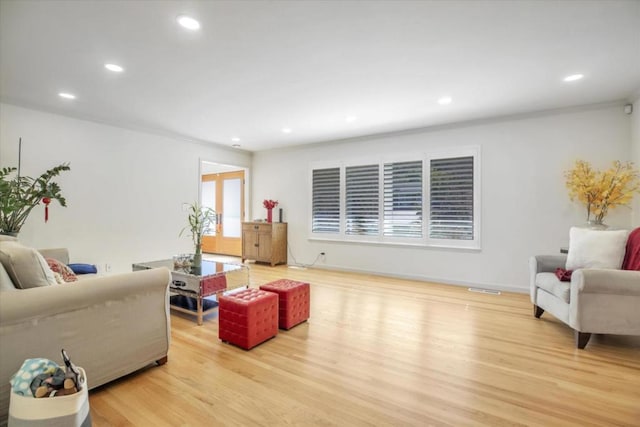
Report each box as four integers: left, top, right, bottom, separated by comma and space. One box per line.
46, 258, 78, 283
622, 227, 640, 271
555, 268, 573, 282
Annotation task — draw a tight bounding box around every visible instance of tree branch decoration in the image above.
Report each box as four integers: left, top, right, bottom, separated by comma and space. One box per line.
565, 160, 640, 224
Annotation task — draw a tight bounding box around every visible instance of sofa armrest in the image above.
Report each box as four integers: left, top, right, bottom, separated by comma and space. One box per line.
37, 248, 69, 265
0, 267, 170, 324
572, 269, 640, 296
0, 267, 172, 424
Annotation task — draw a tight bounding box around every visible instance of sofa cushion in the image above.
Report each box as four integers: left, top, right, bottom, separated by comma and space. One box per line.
536, 272, 570, 303
0, 235, 18, 242
0, 262, 17, 291
46, 258, 78, 283
566, 227, 630, 270
0, 241, 57, 289
68, 263, 97, 275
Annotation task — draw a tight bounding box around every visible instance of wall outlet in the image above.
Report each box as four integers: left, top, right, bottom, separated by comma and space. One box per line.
104, 263, 112, 273
320, 252, 326, 263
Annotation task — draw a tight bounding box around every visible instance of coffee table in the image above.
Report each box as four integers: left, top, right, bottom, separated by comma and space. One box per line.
132, 259, 249, 325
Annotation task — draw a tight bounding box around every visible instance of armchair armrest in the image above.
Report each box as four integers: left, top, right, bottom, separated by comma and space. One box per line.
529, 255, 567, 302
572, 269, 640, 296
569, 268, 640, 334
530, 255, 567, 274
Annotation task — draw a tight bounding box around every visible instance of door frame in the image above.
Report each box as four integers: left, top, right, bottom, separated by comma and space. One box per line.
199, 159, 250, 253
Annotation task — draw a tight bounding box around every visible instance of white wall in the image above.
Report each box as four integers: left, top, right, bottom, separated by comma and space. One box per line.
631, 95, 640, 227
252, 104, 633, 293
0, 103, 251, 273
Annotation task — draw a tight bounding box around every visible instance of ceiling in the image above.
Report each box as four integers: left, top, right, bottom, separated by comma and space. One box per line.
1, 1, 639, 152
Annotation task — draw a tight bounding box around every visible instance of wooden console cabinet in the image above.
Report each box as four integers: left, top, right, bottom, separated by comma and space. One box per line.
241, 222, 287, 266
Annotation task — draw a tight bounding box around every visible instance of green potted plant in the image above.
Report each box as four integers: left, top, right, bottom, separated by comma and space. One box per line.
179, 202, 216, 271
0, 140, 70, 236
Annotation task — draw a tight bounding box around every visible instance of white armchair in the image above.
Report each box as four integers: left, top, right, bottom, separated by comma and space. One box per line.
529, 254, 640, 348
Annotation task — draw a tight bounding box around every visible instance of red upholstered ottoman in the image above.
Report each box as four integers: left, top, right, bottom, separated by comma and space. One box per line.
218, 289, 278, 350
259, 279, 310, 330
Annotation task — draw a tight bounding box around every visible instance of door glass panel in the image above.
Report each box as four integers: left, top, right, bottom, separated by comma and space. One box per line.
223, 178, 242, 238
201, 180, 216, 236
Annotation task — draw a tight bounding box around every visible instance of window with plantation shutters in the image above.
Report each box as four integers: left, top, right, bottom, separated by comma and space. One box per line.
310, 147, 479, 249
429, 156, 474, 240
312, 167, 340, 233
345, 164, 379, 235
383, 160, 422, 238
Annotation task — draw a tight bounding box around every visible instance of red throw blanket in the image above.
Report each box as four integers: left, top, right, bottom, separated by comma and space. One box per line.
622, 227, 640, 271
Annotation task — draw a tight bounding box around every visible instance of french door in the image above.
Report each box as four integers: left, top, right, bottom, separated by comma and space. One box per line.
201, 171, 245, 256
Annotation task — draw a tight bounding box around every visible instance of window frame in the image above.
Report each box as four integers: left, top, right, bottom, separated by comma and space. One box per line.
309, 146, 481, 250
425, 146, 481, 250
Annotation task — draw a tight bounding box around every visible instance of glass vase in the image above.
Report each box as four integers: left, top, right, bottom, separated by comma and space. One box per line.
585, 219, 608, 230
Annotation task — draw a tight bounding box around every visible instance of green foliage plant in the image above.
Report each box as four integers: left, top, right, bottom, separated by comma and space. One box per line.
179, 202, 216, 256
0, 163, 70, 235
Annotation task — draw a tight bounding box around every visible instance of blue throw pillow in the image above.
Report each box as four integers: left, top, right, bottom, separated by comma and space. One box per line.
67, 263, 97, 275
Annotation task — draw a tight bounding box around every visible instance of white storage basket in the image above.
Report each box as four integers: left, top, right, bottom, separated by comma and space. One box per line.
8, 368, 91, 427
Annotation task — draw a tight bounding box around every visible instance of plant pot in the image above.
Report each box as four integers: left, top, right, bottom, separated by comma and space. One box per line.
191, 252, 202, 275
193, 252, 202, 267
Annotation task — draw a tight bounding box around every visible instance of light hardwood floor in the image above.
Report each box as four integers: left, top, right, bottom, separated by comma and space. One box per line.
89, 264, 640, 426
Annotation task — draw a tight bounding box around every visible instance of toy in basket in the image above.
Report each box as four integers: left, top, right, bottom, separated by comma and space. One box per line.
8, 350, 91, 427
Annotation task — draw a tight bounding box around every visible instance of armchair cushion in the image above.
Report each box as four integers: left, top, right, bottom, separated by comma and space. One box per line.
536, 272, 570, 303
566, 227, 629, 270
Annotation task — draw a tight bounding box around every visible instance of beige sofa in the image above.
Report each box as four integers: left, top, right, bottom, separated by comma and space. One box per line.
0, 245, 171, 426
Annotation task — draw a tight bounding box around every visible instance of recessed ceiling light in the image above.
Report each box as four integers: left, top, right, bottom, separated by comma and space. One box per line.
437, 96, 453, 105
231, 144, 241, 148
58, 92, 76, 99
345, 116, 358, 123
231, 137, 240, 142
177, 15, 200, 30
281, 128, 292, 134
104, 63, 124, 72
563, 74, 584, 82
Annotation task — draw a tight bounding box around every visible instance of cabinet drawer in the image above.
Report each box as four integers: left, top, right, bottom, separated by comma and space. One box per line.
243, 223, 272, 233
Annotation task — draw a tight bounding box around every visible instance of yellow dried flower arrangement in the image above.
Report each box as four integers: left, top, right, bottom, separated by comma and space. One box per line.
565, 160, 640, 224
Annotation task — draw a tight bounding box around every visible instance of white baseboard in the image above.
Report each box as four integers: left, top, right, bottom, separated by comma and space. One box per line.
303, 263, 528, 294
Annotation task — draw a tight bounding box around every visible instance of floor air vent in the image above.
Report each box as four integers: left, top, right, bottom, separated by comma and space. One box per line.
468, 287, 501, 295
